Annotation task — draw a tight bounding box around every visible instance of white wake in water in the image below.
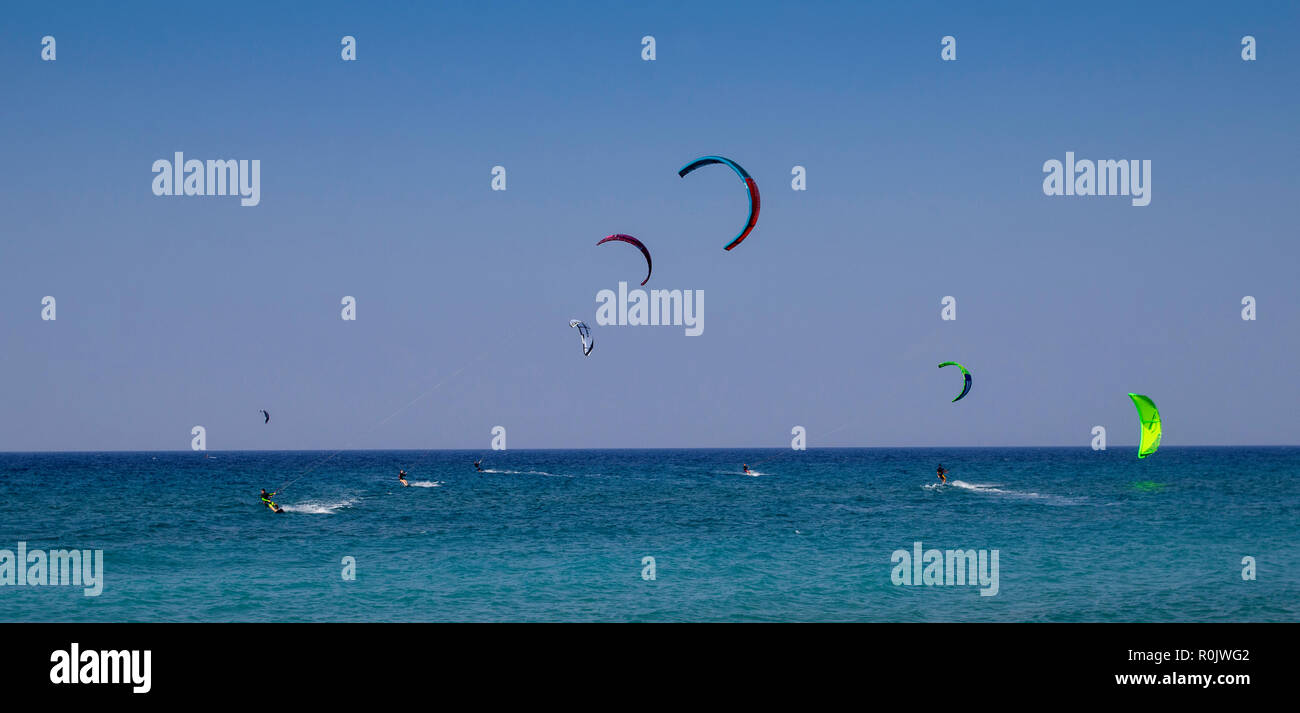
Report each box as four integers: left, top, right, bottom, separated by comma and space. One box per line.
406, 481, 442, 488
480, 469, 570, 478
925, 480, 1084, 505
948, 480, 1008, 493
281, 498, 357, 514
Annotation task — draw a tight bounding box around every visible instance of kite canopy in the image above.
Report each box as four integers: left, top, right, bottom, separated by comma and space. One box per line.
1128, 393, 1162, 458
937, 362, 972, 402
569, 320, 594, 357
597, 234, 652, 286
678, 155, 760, 251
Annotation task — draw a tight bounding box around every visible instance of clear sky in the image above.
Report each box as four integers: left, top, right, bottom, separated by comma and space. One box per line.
1, 1, 1296, 451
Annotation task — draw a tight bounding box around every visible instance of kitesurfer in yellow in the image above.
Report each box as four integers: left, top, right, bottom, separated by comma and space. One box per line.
936, 465, 948, 485
398, 470, 409, 487
260, 488, 283, 513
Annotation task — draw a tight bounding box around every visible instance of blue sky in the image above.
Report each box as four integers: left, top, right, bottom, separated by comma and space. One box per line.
1, 1, 1296, 450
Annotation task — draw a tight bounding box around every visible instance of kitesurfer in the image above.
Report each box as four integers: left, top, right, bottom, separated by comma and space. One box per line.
260, 488, 282, 512
742, 464, 751, 475
936, 466, 948, 485
398, 470, 409, 487
474, 460, 483, 472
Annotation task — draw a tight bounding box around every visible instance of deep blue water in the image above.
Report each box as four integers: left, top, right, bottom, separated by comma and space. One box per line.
0, 448, 1295, 622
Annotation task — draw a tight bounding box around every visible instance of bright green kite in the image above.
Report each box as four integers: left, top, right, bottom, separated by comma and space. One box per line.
937, 362, 972, 402
1128, 393, 1162, 458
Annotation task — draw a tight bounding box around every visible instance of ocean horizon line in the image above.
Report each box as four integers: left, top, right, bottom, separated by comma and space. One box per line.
2, 444, 1297, 455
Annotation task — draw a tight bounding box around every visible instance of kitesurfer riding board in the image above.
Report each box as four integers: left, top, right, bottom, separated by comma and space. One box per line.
936, 466, 948, 485
260, 488, 284, 513
399, 470, 409, 487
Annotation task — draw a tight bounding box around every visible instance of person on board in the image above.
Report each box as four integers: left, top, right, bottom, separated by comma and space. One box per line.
260, 488, 283, 512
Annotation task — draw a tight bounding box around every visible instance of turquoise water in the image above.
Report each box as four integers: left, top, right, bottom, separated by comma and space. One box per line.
0, 448, 1295, 622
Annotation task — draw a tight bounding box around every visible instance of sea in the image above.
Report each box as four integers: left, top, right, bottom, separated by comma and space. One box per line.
1, 447, 1295, 622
